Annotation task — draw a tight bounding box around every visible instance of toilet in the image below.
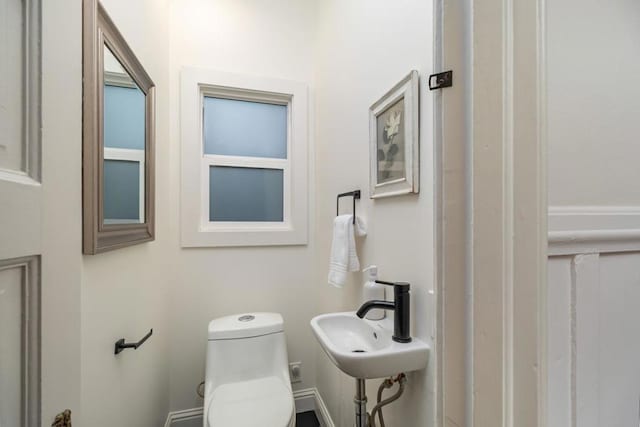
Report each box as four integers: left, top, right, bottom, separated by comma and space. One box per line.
204, 313, 296, 427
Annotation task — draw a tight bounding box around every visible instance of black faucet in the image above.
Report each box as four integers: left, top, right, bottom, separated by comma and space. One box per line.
356, 280, 411, 343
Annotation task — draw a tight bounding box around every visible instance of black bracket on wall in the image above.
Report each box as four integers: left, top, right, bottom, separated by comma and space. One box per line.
336, 190, 361, 224
428, 70, 453, 90
114, 329, 153, 355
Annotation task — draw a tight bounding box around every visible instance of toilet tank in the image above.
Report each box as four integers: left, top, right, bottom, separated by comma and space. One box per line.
205, 313, 291, 392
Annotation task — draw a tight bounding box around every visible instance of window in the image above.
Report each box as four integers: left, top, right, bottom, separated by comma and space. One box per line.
181, 69, 308, 247
203, 96, 287, 223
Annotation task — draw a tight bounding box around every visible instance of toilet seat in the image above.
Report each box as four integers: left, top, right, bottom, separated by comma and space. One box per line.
207, 376, 295, 427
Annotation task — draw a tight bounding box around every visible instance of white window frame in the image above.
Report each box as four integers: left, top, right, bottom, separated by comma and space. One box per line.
181, 68, 308, 247
103, 147, 145, 224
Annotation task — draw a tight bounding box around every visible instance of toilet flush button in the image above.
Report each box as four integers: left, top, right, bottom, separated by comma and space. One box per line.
238, 315, 255, 322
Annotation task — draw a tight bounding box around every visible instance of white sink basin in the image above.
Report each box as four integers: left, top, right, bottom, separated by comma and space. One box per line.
310, 312, 429, 379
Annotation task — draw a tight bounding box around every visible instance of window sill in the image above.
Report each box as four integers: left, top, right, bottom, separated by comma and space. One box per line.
181, 226, 308, 248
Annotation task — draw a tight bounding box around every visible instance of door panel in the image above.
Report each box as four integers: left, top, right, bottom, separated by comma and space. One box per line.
0, 1, 42, 426
0, 266, 23, 427
0, 0, 42, 262
0, 180, 41, 261
0, 0, 25, 172
0, 257, 40, 427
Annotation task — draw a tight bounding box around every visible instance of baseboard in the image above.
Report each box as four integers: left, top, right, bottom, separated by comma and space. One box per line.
293, 388, 317, 413
294, 388, 334, 427
164, 407, 203, 427
548, 206, 640, 255
164, 388, 334, 427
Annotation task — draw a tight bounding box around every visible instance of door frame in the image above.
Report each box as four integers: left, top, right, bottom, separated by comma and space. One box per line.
435, 0, 548, 425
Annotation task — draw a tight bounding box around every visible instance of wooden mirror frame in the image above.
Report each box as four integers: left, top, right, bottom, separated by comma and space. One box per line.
82, 1, 155, 254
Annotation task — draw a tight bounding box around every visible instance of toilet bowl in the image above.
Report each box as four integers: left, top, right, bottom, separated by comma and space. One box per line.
204, 313, 295, 427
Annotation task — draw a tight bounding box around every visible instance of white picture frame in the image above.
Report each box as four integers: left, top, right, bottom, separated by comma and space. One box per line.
369, 70, 420, 198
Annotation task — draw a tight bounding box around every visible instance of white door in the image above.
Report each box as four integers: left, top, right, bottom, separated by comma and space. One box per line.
0, 0, 43, 425
1, 0, 81, 425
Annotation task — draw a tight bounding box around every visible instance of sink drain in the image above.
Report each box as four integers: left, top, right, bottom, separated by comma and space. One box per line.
352, 349, 367, 353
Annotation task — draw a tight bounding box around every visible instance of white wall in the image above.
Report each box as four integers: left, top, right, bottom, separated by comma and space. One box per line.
168, 3, 435, 424
547, 0, 640, 425
69, 1, 435, 423
167, 0, 319, 412
41, 0, 83, 422
313, 1, 436, 426
547, 0, 640, 206
80, 1, 172, 426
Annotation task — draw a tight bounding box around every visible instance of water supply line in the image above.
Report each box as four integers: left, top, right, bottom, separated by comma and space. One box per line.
368, 373, 407, 427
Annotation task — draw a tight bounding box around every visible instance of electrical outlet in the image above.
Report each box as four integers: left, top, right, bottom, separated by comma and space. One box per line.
289, 362, 302, 383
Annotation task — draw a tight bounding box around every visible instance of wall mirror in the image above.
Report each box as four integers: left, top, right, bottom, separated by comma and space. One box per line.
82, 1, 155, 254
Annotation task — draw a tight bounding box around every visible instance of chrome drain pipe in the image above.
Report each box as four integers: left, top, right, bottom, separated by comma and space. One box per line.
354, 378, 368, 427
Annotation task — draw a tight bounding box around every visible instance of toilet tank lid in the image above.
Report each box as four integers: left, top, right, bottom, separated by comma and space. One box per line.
208, 313, 284, 340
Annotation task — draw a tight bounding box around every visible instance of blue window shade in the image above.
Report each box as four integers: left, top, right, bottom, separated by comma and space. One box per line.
104, 160, 140, 221
209, 166, 283, 222
104, 84, 145, 150
203, 97, 287, 159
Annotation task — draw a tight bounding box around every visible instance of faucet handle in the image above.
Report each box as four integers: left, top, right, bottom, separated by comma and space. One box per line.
375, 280, 410, 289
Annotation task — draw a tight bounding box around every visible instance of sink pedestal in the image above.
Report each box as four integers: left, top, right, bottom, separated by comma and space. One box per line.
354, 378, 368, 427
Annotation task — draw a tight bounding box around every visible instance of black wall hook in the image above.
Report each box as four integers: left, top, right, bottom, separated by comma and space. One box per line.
114, 329, 153, 355
336, 190, 361, 224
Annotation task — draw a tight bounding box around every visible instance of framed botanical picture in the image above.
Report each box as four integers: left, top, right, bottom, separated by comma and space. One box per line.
369, 70, 419, 198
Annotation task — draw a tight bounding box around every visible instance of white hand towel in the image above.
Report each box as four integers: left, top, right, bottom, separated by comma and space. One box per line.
328, 215, 367, 288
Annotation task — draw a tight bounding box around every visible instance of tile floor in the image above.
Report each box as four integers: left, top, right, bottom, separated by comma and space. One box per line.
296, 411, 320, 427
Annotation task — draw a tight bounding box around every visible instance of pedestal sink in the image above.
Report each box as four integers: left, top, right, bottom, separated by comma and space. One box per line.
310, 311, 429, 379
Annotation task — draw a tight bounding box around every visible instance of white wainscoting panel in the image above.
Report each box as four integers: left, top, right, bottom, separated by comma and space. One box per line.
548, 244, 640, 427
597, 253, 640, 426
547, 257, 572, 427
572, 254, 600, 427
